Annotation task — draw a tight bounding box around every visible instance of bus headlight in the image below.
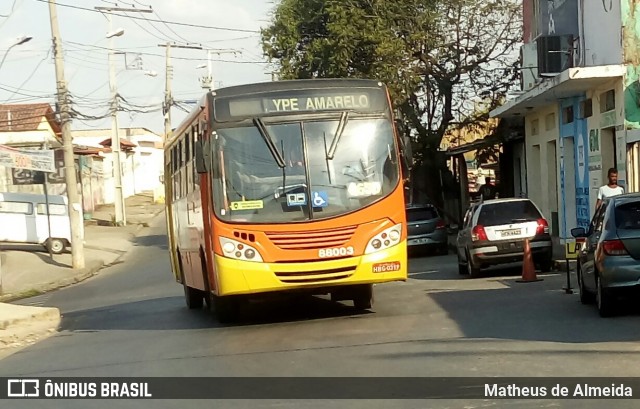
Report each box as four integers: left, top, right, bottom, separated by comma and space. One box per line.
365, 224, 402, 254
219, 237, 263, 262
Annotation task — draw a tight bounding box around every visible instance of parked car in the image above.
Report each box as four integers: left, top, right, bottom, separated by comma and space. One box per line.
456, 198, 553, 277
570, 193, 640, 317
406, 203, 448, 255
0, 192, 71, 254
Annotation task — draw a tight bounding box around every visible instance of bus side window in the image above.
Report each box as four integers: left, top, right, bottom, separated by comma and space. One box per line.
193, 125, 200, 187
178, 139, 184, 199
171, 147, 177, 201
185, 131, 192, 194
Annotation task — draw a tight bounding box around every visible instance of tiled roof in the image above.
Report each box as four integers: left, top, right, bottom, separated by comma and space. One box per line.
0, 103, 62, 136
99, 138, 137, 148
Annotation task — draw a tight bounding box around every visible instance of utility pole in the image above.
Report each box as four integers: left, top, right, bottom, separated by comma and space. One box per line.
199, 49, 239, 91
48, 0, 84, 269
159, 43, 203, 142
96, 6, 152, 227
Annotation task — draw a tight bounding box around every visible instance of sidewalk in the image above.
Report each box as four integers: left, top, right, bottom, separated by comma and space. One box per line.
0, 191, 165, 349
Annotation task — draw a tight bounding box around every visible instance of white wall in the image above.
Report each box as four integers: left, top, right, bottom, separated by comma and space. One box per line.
129, 134, 163, 193
585, 78, 625, 207
582, 0, 622, 66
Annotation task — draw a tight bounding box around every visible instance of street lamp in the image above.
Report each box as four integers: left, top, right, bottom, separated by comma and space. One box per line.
106, 28, 124, 39
0, 34, 32, 295
0, 36, 33, 72
96, 6, 153, 227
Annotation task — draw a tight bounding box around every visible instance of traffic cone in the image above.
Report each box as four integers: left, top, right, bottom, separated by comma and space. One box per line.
516, 238, 543, 283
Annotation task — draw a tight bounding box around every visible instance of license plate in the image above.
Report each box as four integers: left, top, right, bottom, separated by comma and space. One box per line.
409, 238, 430, 245
501, 229, 521, 237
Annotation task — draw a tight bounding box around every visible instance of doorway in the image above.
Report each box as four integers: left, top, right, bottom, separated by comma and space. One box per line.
601, 128, 616, 179
564, 137, 577, 230
629, 143, 640, 192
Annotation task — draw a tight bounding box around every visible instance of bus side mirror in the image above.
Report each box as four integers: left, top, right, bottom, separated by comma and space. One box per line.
195, 140, 210, 174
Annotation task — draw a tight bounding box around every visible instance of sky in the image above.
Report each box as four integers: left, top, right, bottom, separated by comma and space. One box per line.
0, 0, 276, 136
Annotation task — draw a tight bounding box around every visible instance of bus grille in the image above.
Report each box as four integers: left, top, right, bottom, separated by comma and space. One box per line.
274, 266, 356, 284
265, 226, 357, 250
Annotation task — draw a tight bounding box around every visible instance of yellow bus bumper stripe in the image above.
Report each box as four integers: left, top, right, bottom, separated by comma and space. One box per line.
213, 241, 407, 296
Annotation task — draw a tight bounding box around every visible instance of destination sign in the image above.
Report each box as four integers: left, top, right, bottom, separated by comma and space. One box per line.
214, 88, 387, 121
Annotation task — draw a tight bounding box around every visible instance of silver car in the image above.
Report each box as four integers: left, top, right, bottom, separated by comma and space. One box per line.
456, 198, 553, 277
571, 193, 640, 317
406, 204, 448, 255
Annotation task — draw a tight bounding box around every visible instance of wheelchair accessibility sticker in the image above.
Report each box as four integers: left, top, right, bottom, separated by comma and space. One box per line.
287, 192, 307, 206
311, 191, 329, 207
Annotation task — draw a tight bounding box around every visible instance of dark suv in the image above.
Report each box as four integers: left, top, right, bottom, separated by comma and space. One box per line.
455, 198, 553, 277
406, 203, 448, 255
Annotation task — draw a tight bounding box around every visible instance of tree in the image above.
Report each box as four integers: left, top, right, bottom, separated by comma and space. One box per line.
262, 0, 521, 207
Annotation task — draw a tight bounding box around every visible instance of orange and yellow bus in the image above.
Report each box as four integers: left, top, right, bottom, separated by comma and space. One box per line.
164, 78, 411, 322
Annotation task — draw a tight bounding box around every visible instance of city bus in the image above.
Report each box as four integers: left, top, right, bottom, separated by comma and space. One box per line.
164, 78, 412, 322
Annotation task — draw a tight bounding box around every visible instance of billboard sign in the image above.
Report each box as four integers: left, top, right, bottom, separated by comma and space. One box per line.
0, 145, 55, 173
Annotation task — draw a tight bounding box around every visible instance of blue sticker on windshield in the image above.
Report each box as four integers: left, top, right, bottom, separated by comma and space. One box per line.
287, 193, 307, 206
311, 191, 329, 208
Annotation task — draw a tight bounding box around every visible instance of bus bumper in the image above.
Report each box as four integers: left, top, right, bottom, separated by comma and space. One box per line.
213, 241, 407, 296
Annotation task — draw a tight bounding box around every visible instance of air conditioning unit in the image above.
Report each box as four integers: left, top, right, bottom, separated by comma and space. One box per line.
520, 42, 538, 91
536, 35, 574, 76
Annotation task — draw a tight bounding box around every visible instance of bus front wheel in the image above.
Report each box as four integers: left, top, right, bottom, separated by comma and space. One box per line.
213, 295, 240, 323
184, 285, 204, 309
352, 284, 374, 310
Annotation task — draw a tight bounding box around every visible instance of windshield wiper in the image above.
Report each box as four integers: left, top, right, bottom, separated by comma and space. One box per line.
327, 111, 349, 160
253, 117, 285, 168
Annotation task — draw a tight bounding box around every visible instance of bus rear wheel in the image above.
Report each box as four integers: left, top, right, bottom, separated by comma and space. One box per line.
352, 284, 374, 310
179, 253, 203, 309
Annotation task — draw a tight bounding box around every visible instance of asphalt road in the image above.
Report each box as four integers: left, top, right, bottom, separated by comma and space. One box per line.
2, 215, 640, 408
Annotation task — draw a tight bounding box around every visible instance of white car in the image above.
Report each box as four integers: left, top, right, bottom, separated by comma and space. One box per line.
456, 198, 553, 277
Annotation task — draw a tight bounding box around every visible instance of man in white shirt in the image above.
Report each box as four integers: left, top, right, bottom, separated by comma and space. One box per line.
595, 167, 624, 211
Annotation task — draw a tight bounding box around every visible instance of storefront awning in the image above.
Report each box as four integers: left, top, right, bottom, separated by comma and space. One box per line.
445, 135, 501, 157
490, 64, 626, 118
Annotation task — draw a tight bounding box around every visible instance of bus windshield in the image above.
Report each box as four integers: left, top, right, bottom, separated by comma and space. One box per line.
211, 117, 399, 223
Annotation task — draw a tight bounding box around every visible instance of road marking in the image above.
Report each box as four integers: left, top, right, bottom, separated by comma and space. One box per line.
408, 270, 438, 276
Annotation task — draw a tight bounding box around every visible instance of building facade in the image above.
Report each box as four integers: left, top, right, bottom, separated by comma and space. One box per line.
0, 103, 66, 195
491, 0, 639, 243
71, 127, 164, 204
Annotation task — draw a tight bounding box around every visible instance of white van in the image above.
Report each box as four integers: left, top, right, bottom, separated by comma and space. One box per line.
0, 192, 71, 254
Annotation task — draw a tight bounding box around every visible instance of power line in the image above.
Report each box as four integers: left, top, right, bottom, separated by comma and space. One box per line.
0, 0, 19, 17
2, 47, 52, 103
151, 10, 193, 44
0, 84, 54, 99
32, 0, 261, 33
66, 41, 268, 63
123, 11, 174, 43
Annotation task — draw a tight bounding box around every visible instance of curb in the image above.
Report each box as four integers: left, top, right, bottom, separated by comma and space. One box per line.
0, 304, 61, 349
553, 259, 577, 272
0, 305, 60, 330
0, 207, 164, 303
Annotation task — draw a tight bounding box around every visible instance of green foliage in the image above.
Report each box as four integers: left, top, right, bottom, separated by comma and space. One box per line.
262, 0, 522, 206
262, 0, 521, 161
